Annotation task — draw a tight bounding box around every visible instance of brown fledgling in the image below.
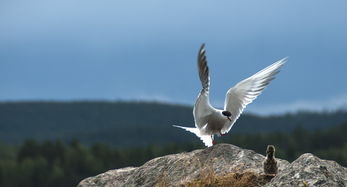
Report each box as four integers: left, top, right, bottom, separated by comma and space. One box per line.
263, 145, 278, 176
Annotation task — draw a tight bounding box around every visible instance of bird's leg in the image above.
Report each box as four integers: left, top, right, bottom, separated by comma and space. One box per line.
219, 131, 226, 136
211, 135, 216, 145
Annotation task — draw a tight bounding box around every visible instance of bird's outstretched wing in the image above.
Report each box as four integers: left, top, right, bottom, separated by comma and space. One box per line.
197, 44, 210, 92
222, 57, 287, 134
193, 44, 214, 129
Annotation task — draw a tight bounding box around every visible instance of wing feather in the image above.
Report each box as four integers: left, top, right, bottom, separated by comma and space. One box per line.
197, 43, 210, 92
193, 44, 214, 129
222, 57, 287, 133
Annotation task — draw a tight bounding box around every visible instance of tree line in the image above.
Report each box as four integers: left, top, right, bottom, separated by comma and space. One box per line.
1, 123, 347, 187
1, 101, 347, 146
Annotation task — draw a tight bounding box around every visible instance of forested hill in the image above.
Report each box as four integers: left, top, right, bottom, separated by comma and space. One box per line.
0, 101, 346, 146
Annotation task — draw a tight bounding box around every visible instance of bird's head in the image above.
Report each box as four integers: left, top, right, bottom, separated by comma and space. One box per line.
266, 145, 275, 158
222, 111, 232, 121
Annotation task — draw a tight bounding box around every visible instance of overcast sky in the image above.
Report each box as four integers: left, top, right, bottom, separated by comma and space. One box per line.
1, 0, 346, 114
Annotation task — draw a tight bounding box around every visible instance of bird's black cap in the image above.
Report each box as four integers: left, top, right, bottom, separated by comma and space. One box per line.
222, 111, 232, 117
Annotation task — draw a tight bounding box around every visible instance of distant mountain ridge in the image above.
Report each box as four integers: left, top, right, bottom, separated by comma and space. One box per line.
0, 101, 346, 146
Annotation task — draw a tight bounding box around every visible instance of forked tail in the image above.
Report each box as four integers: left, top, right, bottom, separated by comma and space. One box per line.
173, 125, 213, 147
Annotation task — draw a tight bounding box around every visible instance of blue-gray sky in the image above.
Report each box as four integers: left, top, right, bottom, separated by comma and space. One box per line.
1, 0, 347, 114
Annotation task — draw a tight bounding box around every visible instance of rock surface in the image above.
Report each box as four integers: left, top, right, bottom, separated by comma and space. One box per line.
78, 144, 347, 187
264, 153, 347, 187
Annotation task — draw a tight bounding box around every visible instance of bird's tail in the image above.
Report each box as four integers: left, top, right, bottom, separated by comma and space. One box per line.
173, 125, 213, 147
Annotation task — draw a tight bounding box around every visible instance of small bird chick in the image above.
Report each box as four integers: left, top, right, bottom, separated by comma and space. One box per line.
263, 145, 278, 176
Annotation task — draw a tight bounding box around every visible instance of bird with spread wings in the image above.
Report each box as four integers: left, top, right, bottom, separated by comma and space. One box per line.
174, 44, 287, 147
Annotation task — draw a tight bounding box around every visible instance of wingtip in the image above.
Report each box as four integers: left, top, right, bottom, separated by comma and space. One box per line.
273, 56, 288, 68
199, 43, 206, 53
280, 56, 289, 64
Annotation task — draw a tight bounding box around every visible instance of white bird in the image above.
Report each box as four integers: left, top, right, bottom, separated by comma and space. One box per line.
173, 44, 287, 147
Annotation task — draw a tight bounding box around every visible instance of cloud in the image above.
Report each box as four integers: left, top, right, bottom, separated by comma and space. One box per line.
246, 93, 347, 115
118, 92, 181, 104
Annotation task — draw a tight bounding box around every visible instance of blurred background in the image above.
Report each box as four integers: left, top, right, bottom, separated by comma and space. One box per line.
1, 0, 347, 186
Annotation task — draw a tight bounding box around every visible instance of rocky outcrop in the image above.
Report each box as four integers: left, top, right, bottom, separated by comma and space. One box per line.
78, 144, 347, 187
264, 153, 347, 187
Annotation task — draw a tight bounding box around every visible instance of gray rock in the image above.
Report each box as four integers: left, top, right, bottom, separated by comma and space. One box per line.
265, 153, 347, 187
78, 144, 288, 187
78, 144, 347, 187
78, 167, 136, 187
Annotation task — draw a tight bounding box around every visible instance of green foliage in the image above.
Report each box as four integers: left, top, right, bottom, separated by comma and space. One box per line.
1, 101, 347, 146
0, 139, 200, 187
0, 101, 346, 186
0, 123, 347, 186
